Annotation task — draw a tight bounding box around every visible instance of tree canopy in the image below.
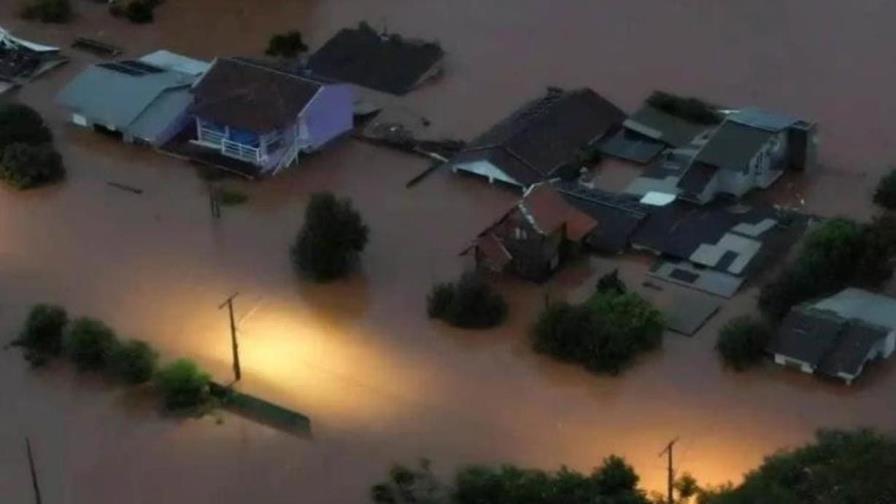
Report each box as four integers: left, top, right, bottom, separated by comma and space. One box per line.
291, 192, 369, 282
266, 31, 309, 58
873, 168, 896, 210
533, 291, 663, 375
715, 316, 772, 371
20, 0, 72, 23
702, 430, 896, 504
0, 103, 53, 150
0, 142, 65, 189
427, 272, 508, 329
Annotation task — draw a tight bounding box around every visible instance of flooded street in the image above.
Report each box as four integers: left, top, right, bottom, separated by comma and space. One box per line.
1, 1, 896, 502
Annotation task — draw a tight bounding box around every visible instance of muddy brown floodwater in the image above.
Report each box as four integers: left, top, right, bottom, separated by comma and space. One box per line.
1, 1, 896, 503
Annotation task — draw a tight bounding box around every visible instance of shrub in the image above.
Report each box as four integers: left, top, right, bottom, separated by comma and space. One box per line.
873, 169, 896, 210
533, 292, 664, 375
647, 91, 722, 124
291, 192, 369, 282
715, 316, 771, 371
65, 318, 119, 371
20, 0, 72, 23
0, 103, 53, 151
123, 0, 154, 23
217, 188, 248, 206
155, 359, 211, 410
266, 31, 308, 58
427, 273, 508, 329
0, 142, 65, 189
109, 340, 158, 384
15, 304, 68, 364
596, 269, 626, 295
759, 217, 895, 320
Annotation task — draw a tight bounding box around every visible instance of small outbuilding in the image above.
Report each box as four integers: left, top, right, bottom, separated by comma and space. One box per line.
767, 289, 896, 384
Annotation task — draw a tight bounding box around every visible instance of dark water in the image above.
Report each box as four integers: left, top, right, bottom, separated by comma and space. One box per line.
1, 1, 895, 502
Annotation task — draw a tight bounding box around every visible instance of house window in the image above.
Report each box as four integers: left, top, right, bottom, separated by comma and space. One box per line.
514, 227, 527, 240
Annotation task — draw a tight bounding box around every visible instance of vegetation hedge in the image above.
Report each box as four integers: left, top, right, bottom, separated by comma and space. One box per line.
427, 272, 508, 329
155, 359, 211, 411
15, 304, 68, 365
109, 339, 158, 384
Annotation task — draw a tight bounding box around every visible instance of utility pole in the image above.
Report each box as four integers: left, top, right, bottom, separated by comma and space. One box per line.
659, 437, 679, 504
218, 292, 241, 382
25, 437, 42, 504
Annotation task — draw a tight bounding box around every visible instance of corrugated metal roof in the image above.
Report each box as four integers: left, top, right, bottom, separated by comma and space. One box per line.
139, 50, 210, 76
56, 63, 194, 132
812, 288, 896, 331
695, 120, 774, 171
128, 87, 192, 143
729, 107, 801, 132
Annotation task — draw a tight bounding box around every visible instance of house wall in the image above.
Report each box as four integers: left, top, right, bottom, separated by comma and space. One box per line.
301, 84, 354, 151
452, 160, 522, 187
773, 354, 814, 374
716, 166, 751, 197
751, 131, 788, 188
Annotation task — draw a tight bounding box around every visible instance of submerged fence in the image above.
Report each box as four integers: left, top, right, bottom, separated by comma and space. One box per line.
211, 383, 311, 436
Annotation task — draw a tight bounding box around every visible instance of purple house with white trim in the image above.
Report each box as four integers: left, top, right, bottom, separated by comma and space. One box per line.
190, 57, 353, 175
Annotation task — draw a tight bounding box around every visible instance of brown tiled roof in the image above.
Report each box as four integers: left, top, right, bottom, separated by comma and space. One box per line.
522, 184, 598, 241
191, 58, 323, 132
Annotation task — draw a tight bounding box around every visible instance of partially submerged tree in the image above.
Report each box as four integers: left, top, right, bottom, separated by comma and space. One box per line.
702, 429, 896, 503
596, 269, 627, 295
266, 30, 308, 58
715, 316, 771, 371
427, 272, 508, 329
20, 0, 72, 23
291, 192, 369, 282
155, 359, 211, 411
873, 168, 896, 210
646, 91, 722, 124
14, 304, 68, 365
109, 339, 158, 384
0, 142, 65, 189
533, 291, 664, 375
65, 317, 119, 371
0, 103, 53, 151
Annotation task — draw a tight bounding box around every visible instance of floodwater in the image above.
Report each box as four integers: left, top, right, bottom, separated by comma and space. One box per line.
1, 1, 896, 502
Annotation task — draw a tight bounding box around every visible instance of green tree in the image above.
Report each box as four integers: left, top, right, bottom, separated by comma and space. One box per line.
20, 0, 72, 23
596, 269, 627, 295
873, 168, 896, 210
155, 359, 211, 410
266, 31, 308, 58
0, 103, 53, 151
14, 304, 68, 365
371, 459, 447, 504
109, 339, 158, 384
427, 273, 508, 329
291, 192, 369, 282
0, 142, 65, 189
65, 318, 119, 371
702, 430, 896, 504
715, 316, 771, 371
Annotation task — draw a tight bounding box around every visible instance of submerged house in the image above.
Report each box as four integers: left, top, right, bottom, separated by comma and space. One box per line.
463, 183, 598, 282
189, 57, 354, 175
626, 108, 817, 205
448, 88, 626, 189
308, 22, 444, 95
0, 26, 66, 95
56, 53, 207, 146
768, 289, 896, 384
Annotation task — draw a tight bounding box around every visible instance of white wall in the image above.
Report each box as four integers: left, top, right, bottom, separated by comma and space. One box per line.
773, 354, 814, 374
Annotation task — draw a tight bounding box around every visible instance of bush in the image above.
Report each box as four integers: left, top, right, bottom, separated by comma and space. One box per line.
291, 192, 369, 282
759, 217, 895, 320
0, 103, 53, 151
596, 269, 626, 295
155, 359, 211, 410
873, 169, 896, 210
65, 318, 119, 371
0, 142, 65, 189
427, 273, 508, 329
647, 91, 722, 124
109, 340, 158, 384
715, 316, 771, 371
15, 304, 68, 364
20, 0, 72, 23
266, 31, 308, 58
123, 0, 154, 23
533, 292, 664, 375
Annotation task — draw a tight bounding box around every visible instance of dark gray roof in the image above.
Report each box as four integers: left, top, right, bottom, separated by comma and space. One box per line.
768, 309, 845, 366
695, 121, 775, 171
308, 24, 444, 95
454, 88, 626, 185
553, 181, 649, 253
597, 128, 665, 164
676, 162, 718, 196
624, 106, 709, 147
728, 107, 803, 132
192, 58, 324, 132
818, 322, 889, 378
